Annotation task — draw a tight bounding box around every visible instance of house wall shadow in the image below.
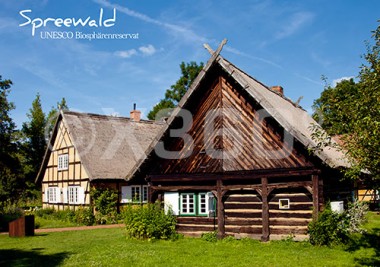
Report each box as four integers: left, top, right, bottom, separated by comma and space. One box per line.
0, 248, 70, 267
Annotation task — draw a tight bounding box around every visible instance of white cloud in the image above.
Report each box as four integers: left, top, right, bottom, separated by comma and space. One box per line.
114, 49, 137, 58
332, 76, 354, 87
139, 44, 156, 56
93, 0, 208, 43
276, 11, 314, 40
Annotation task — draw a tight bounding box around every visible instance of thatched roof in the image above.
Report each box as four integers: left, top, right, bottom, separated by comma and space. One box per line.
36, 111, 163, 182
126, 49, 350, 178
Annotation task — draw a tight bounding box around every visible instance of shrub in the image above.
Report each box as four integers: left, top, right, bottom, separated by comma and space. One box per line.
74, 207, 95, 226
123, 202, 177, 240
0, 203, 24, 232
34, 208, 55, 218
90, 187, 118, 224
308, 201, 368, 246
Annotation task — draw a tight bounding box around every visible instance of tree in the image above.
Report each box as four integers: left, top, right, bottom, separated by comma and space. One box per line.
147, 61, 203, 120
312, 78, 360, 136
312, 22, 380, 188
0, 76, 21, 206
21, 93, 47, 195
46, 97, 68, 137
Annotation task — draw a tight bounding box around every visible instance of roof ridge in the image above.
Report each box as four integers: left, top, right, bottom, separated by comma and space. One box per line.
219, 57, 306, 111
62, 110, 161, 124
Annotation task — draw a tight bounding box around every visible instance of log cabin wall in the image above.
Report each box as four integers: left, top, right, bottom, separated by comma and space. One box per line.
148, 65, 325, 240
152, 72, 315, 175
41, 120, 90, 210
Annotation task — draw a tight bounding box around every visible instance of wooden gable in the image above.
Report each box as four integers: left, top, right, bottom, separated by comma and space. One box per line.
152, 66, 314, 175
42, 119, 90, 184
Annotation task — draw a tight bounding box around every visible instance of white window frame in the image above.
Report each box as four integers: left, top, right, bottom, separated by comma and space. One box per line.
142, 185, 148, 203
279, 199, 290, 209
58, 154, 69, 171
48, 187, 60, 203
180, 193, 196, 215
68, 186, 84, 204
121, 185, 149, 203
198, 193, 208, 215
131, 185, 141, 202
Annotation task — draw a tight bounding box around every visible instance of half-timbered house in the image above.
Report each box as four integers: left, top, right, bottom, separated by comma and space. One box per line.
36, 109, 163, 210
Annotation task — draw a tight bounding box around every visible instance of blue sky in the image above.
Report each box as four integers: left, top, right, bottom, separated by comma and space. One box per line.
1, 0, 379, 128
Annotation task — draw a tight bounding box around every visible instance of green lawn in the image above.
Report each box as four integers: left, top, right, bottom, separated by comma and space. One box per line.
1, 213, 379, 267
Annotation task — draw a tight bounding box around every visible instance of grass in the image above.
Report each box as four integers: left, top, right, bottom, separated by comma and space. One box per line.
0, 212, 379, 267
34, 216, 78, 229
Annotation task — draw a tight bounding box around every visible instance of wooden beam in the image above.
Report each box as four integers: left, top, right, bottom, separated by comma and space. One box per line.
261, 177, 270, 242
312, 174, 319, 220
217, 179, 226, 239
148, 167, 320, 182
150, 185, 217, 191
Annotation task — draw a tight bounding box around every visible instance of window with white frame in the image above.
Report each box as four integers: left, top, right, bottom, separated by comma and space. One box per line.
180, 193, 195, 215
131, 185, 141, 202
198, 193, 208, 215
279, 199, 290, 209
58, 154, 69, 170
48, 187, 60, 203
142, 185, 148, 203
68, 186, 80, 204
121, 185, 149, 203
179, 192, 214, 216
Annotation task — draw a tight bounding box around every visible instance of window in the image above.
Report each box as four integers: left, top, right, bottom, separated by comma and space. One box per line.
142, 186, 148, 203
68, 186, 80, 204
121, 185, 149, 203
47, 187, 60, 203
58, 154, 69, 170
131, 186, 141, 202
181, 193, 195, 215
179, 192, 214, 216
198, 193, 208, 215
279, 199, 290, 209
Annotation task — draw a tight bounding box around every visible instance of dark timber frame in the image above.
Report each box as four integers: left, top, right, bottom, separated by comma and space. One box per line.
147, 167, 321, 241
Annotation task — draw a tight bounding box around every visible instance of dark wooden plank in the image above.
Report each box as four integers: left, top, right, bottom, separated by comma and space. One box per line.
217, 179, 225, 239
226, 226, 262, 234
149, 167, 320, 182
269, 211, 312, 219
312, 174, 319, 220
270, 228, 308, 235
176, 217, 216, 224
261, 177, 270, 242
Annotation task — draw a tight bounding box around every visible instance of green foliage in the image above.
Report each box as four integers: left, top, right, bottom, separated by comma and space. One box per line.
147, 61, 203, 120
312, 78, 359, 136
33, 207, 94, 226
0, 76, 22, 205
90, 187, 118, 224
46, 97, 68, 138
201, 231, 218, 242
308, 202, 368, 246
73, 207, 95, 226
0, 202, 24, 231
123, 202, 177, 240
311, 22, 380, 188
21, 93, 47, 198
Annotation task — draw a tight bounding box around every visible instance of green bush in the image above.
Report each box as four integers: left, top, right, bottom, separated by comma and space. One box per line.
0, 203, 24, 232
34, 208, 55, 218
308, 201, 368, 246
74, 207, 95, 226
123, 202, 177, 240
90, 187, 118, 224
